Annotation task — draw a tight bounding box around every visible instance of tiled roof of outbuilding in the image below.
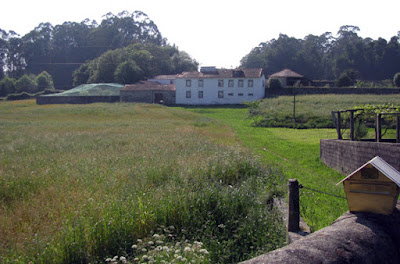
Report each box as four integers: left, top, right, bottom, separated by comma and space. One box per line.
177, 68, 264, 79
269, 69, 303, 78
122, 81, 176, 91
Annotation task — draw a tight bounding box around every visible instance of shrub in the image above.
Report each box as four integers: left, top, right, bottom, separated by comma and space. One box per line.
0, 77, 16, 97
268, 78, 282, 89
36, 71, 54, 91
6, 92, 35, 101
15, 74, 37, 93
394, 72, 400, 87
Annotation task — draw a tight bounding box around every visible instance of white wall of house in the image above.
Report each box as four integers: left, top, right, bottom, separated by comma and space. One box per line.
175, 76, 265, 105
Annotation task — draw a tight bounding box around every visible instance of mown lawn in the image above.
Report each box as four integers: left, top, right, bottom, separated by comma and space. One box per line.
0, 100, 285, 263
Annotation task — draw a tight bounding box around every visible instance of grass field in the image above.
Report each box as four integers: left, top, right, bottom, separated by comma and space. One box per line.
248, 94, 400, 129
182, 94, 400, 230
1, 94, 397, 263
0, 100, 285, 263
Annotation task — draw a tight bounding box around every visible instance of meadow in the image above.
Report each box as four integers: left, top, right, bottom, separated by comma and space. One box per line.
0, 100, 285, 263
247, 94, 400, 129
184, 94, 400, 230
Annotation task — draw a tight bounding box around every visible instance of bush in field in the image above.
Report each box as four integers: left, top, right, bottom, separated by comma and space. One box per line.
0, 77, 16, 97
36, 71, 54, 91
394, 72, 400, 87
15, 74, 37, 93
268, 78, 282, 89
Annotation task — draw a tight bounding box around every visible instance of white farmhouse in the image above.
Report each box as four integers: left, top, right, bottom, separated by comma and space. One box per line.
175, 67, 265, 105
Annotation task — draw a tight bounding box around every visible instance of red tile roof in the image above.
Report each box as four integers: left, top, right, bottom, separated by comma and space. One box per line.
122, 81, 176, 91
269, 69, 303, 78
177, 68, 264, 79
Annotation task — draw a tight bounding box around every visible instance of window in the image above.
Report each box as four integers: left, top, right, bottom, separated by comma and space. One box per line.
228, 93, 234, 96
238, 93, 243, 96
198, 79, 203, 87
218, 80, 224, 87
186, 80, 191, 87
248, 80, 253, 87
238, 79, 244, 87
248, 93, 254, 96
186, 91, 191, 98
218, 90, 224, 98
228, 80, 234, 87
198, 91, 203, 98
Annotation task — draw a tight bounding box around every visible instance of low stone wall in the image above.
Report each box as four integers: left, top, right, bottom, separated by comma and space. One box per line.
242, 203, 400, 264
36, 95, 120, 104
120, 90, 176, 105
266, 87, 400, 97
320, 139, 400, 174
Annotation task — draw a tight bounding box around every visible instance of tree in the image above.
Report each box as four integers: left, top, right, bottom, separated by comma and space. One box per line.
15, 74, 37, 93
0, 77, 16, 96
268, 78, 282, 89
336, 73, 353, 87
394, 72, 400, 87
36, 71, 54, 91
114, 60, 142, 84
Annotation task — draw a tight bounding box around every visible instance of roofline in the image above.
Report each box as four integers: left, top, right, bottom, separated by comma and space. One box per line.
337, 156, 400, 187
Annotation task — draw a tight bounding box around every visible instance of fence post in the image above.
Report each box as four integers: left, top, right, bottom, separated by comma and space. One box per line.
376, 114, 382, 142
396, 115, 399, 144
336, 112, 342, 140
350, 111, 354, 141
288, 179, 300, 232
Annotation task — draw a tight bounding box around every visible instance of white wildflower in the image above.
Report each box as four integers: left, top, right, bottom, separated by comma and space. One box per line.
200, 249, 209, 255
147, 241, 154, 246
184, 247, 191, 252
218, 224, 226, 229
105, 258, 112, 262
153, 234, 160, 239
137, 239, 143, 243
131, 244, 138, 249
142, 255, 149, 260
156, 240, 163, 245
142, 248, 147, 252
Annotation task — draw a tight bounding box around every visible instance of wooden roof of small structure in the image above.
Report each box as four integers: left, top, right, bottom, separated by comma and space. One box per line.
337, 156, 400, 187
269, 69, 304, 78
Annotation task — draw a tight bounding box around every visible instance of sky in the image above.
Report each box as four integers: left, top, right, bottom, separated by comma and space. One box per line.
1, 0, 399, 68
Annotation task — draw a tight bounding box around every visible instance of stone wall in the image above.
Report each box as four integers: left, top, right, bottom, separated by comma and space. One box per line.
266, 87, 400, 97
320, 139, 400, 174
36, 95, 120, 104
242, 204, 400, 264
120, 90, 175, 105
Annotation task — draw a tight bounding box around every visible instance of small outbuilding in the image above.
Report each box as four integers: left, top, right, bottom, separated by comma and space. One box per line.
337, 156, 400, 215
120, 81, 176, 105
268, 69, 311, 87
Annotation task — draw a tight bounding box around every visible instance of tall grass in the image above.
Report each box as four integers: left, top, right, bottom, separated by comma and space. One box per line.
0, 100, 285, 263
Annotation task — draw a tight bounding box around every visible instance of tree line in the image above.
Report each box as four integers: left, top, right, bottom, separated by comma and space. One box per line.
0, 10, 198, 92
240, 25, 400, 82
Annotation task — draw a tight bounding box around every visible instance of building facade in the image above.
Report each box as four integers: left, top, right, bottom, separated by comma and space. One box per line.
175, 67, 265, 105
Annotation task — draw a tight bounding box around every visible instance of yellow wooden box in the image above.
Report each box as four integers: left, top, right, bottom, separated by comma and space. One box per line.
337, 156, 400, 215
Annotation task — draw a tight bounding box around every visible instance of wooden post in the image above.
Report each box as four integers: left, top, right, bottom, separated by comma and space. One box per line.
336, 112, 342, 140
396, 115, 399, 144
288, 179, 300, 232
376, 114, 382, 142
350, 111, 354, 141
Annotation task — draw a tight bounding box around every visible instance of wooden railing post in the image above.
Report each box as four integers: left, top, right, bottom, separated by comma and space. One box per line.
288, 179, 300, 232
336, 112, 342, 140
376, 114, 382, 142
396, 115, 399, 144
349, 111, 354, 141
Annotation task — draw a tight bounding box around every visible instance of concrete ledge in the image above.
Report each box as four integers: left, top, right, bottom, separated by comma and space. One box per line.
242, 203, 400, 264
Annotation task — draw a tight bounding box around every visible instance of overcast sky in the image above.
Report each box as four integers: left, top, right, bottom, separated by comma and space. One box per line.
1, 0, 399, 68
